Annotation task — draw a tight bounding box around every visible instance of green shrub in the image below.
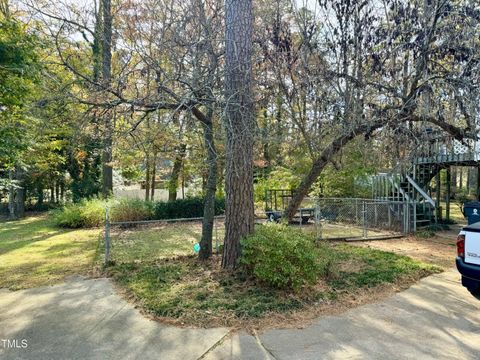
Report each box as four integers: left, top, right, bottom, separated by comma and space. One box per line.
52, 203, 85, 228
53, 197, 226, 228
241, 224, 324, 291
80, 198, 108, 227
110, 198, 153, 222
52, 198, 107, 228
153, 197, 225, 219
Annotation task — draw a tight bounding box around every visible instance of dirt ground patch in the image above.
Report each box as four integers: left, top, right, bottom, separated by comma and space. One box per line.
350, 230, 459, 269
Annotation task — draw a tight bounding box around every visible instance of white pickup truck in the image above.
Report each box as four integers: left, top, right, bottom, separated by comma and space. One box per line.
456, 222, 480, 299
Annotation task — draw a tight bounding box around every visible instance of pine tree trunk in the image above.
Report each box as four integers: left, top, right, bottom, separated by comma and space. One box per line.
222, 0, 255, 269
101, 0, 113, 197
199, 111, 217, 260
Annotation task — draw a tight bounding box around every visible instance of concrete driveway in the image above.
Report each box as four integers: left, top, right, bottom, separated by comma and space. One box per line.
1, 270, 479, 360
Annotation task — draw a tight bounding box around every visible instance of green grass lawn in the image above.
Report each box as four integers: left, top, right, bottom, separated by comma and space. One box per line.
0, 215, 101, 290
327, 244, 440, 289
108, 221, 225, 263
108, 243, 441, 327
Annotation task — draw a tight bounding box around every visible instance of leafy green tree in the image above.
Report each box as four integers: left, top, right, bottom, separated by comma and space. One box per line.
0, 9, 41, 217
0, 14, 39, 168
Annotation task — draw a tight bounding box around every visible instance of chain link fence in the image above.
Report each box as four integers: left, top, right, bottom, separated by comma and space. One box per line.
311, 198, 413, 241
101, 198, 413, 264
104, 211, 225, 265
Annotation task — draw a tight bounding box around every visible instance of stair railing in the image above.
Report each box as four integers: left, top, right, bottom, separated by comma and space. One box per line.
388, 176, 411, 202
405, 175, 435, 207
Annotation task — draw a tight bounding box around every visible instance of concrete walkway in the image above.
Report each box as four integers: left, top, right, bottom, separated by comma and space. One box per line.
0, 270, 479, 360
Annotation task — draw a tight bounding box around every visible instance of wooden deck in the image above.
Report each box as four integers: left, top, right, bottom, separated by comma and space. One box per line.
414, 152, 480, 166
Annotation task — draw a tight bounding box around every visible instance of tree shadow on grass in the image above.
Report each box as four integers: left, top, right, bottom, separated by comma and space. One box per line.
0, 216, 100, 290
0, 231, 71, 255
0, 216, 82, 256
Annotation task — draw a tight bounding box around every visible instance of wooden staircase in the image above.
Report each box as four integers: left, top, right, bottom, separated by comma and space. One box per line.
373, 164, 439, 231
373, 130, 480, 232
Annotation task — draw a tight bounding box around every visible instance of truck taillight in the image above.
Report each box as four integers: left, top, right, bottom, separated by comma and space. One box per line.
457, 234, 465, 258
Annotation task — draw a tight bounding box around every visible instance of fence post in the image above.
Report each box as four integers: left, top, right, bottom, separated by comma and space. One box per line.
299, 208, 302, 228
105, 206, 110, 265
405, 200, 410, 234
388, 201, 392, 228
413, 201, 417, 233
362, 201, 367, 239
315, 202, 322, 241
355, 198, 359, 224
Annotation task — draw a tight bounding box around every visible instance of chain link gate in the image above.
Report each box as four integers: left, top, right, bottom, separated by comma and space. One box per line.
313, 198, 413, 241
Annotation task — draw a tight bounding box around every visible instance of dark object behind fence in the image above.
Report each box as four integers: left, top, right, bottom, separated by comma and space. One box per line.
153, 197, 225, 219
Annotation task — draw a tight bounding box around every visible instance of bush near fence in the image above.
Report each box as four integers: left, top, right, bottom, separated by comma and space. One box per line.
110, 198, 154, 222
52, 198, 106, 228
53, 197, 226, 228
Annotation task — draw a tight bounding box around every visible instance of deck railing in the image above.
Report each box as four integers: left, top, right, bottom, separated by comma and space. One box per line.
413, 134, 479, 164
